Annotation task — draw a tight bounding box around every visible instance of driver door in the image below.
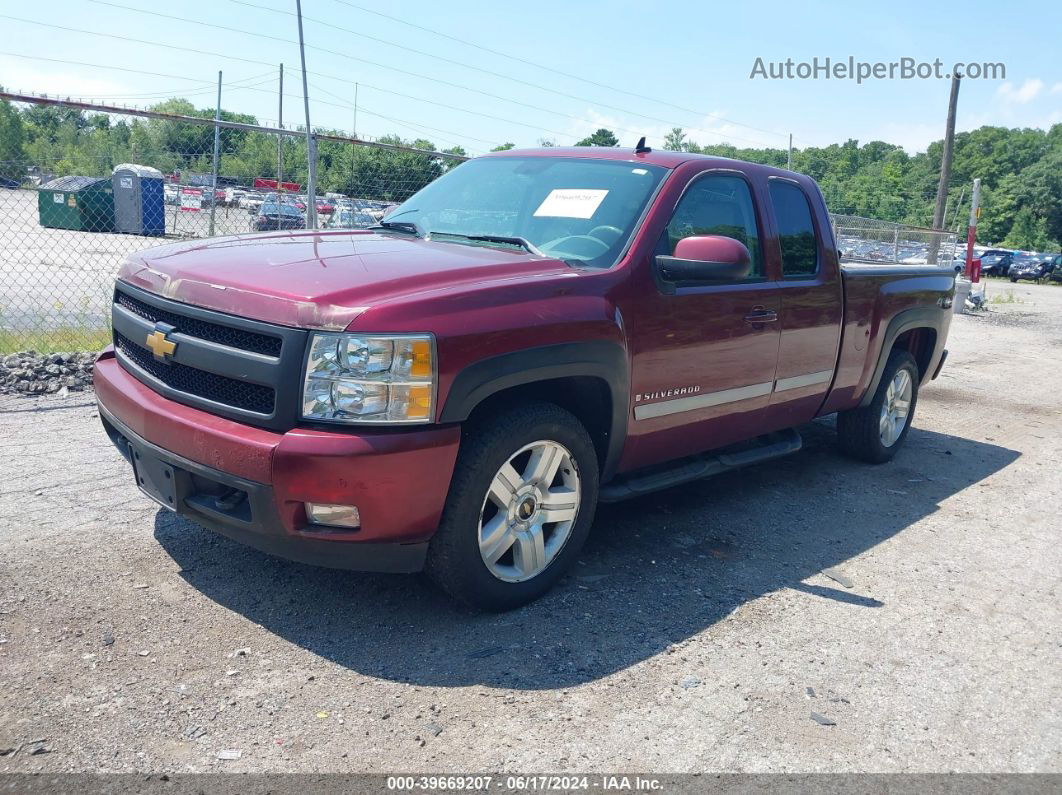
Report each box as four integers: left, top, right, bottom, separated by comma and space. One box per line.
622, 171, 781, 470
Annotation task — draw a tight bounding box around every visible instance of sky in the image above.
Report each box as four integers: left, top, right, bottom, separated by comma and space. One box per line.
1, 0, 1060, 157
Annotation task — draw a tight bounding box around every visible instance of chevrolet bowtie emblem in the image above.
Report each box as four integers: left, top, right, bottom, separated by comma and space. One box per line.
145, 324, 177, 362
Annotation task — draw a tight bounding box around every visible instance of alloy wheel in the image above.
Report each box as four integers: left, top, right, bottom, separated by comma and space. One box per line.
478, 440, 581, 583
879, 368, 913, 447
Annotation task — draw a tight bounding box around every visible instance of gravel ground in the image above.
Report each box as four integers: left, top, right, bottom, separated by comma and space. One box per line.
0, 282, 1060, 774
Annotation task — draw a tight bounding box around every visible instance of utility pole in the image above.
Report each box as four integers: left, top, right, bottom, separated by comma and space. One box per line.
947, 185, 966, 262
351, 82, 358, 199
295, 0, 317, 229
277, 63, 283, 194
787, 133, 792, 171
966, 178, 981, 280
208, 70, 221, 237
929, 73, 961, 264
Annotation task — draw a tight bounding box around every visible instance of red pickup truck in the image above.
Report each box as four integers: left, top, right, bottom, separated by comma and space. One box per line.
94, 146, 953, 610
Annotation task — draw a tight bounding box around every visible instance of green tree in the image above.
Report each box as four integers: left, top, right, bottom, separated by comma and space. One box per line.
663, 127, 687, 152
0, 95, 26, 178
1015, 149, 1062, 244
575, 128, 619, 147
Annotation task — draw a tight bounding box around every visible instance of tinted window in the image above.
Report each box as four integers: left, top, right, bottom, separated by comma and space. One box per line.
664, 174, 762, 278
769, 180, 819, 277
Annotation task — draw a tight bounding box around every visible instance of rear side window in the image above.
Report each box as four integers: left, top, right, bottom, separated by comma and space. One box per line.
664, 174, 763, 278
769, 180, 819, 277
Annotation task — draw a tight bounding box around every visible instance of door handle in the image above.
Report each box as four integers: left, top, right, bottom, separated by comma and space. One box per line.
744, 308, 778, 324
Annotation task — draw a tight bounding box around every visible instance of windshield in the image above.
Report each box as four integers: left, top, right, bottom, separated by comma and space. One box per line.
382, 156, 668, 267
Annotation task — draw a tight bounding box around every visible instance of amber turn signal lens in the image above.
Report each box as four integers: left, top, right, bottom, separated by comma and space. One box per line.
406, 384, 432, 420
410, 339, 432, 378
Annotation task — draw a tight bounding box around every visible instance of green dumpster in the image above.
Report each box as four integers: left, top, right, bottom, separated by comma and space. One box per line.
38, 176, 115, 232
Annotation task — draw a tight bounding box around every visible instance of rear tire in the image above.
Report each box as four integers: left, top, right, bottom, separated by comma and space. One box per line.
426, 402, 599, 611
837, 350, 919, 464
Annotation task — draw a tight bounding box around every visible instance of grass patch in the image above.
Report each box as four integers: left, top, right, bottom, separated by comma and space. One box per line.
987, 289, 1024, 305
0, 327, 111, 355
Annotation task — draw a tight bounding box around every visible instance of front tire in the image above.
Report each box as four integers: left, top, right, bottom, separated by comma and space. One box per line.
837, 350, 919, 464
426, 402, 599, 611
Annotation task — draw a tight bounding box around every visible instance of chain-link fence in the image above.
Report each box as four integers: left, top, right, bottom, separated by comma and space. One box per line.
830, 213, 961, 267
1, 93, 967, 356
0, 93, 466, 354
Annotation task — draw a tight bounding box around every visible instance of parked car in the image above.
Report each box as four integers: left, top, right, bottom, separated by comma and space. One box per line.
325, 208, 376, 229
241, 192, 265, 214
195, 188, 224, 207
979, 249, 1015, 277
96, 146, 953, 611
316, 198, 335, 215
0, 175, 21, 189
1009, 254, 1056, 283
253, 203, 305, 231
1041, 255, 1062, 283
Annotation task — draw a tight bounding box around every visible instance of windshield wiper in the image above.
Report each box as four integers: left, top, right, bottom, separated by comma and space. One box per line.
428, 232, 545, 257
371, 219, 423, 236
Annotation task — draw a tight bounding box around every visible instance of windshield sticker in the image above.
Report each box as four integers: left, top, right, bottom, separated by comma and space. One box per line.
533, 189, 609, 219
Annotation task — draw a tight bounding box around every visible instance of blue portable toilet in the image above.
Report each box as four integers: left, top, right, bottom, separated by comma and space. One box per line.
112, 163, 165, 236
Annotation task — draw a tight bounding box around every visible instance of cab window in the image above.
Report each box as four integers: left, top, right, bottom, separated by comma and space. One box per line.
663, 174, 763, 278
768, 180, 819, 277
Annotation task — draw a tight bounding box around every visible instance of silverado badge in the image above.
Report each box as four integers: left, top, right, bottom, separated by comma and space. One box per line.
145, 323, 177, 362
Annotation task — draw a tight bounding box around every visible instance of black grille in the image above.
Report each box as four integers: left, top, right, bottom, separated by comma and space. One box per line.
115, 291, 282, 357
114, 331, 276, 415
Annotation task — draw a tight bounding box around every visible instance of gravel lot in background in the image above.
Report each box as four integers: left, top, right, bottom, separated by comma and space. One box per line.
0, 281, 1060, 774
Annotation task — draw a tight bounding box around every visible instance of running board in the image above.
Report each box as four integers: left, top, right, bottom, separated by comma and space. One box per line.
599, 428, 802, 502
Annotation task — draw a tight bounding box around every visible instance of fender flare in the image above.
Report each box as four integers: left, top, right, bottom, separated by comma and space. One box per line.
859, 306, 946, 408
439, 341, 630, 479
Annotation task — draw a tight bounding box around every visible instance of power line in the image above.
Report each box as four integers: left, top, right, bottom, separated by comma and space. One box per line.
250, 0, 796, 142
0, 15, 567, 148
50, 76, 277, 102
0, 50, 273, 89
307, 82, 494, 149
0, 48, 490, 151
81, 2, 627, 141
84, 0, 785, 149
1, 14, 784, 152
238, 82, 490, 151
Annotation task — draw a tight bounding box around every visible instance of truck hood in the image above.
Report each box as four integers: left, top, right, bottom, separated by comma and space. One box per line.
118, 229, 575, 330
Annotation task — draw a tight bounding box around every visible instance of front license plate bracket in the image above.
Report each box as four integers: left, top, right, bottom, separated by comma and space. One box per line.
129, 444, 179, 511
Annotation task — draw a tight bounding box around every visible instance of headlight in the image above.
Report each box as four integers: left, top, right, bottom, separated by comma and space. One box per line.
302, 333, 435, 424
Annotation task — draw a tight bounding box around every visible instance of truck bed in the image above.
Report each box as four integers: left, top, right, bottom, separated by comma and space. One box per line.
819, 263, 955, 416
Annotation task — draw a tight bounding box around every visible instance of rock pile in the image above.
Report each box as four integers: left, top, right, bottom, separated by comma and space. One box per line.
1, 351, 97, 395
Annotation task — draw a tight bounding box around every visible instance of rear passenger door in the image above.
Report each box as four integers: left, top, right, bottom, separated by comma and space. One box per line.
764, 178, 843, 426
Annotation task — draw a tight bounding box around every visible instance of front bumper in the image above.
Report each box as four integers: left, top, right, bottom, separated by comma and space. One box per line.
94, 350, 461, 572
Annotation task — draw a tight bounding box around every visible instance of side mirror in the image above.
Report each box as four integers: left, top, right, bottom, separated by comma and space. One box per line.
655, 235, 752, 283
